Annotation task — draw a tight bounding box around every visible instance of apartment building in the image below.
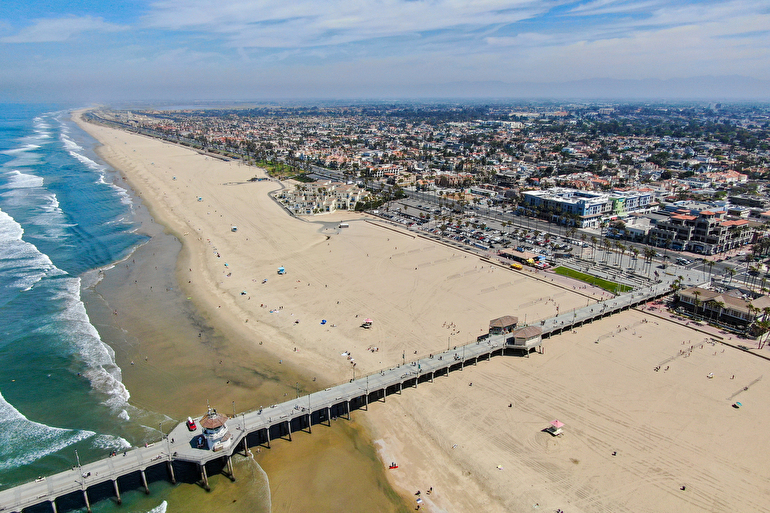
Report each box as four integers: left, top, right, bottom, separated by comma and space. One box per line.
279, 181, 370, 215
648, 209, 753, 254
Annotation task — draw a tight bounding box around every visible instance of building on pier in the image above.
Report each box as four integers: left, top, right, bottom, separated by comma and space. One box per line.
489, 315, 518, 335
200, 407, 232, 452
507, 326, 542, 354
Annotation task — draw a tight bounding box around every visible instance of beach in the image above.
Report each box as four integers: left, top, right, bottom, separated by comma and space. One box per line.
75, 111, 770, 513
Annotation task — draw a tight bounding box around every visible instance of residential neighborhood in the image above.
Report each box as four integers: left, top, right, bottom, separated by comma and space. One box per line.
87, 102, 770, 260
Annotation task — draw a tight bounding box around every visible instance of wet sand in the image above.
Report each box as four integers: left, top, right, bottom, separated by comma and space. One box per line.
76, 111, 770, 512
77, 114, 412, 512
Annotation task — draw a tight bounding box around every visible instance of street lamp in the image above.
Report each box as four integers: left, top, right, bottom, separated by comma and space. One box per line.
295, 382, 300, 399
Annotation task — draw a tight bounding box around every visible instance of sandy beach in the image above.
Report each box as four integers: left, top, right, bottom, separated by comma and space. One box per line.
76, 112, 770, 513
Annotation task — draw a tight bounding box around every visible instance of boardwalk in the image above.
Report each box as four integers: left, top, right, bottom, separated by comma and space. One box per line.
0, 281, 677, 513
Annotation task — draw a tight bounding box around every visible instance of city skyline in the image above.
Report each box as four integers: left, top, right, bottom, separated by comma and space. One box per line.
2, 0, 769, 102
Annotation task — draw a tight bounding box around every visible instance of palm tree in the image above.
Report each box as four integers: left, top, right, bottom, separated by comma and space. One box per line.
591, 236, 599, 262
710, 300, 725, 323
726, 267, 736, 284
707, 259, 715, 283
644, 247, 656, 274
757, 320, 770, 349
616, 241, 626, 268
761, 307, 770, 349
603, 239, 613, 263
693, 290, 702, 317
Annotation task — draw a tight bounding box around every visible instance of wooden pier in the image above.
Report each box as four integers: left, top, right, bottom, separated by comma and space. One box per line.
0, 282, 673, 513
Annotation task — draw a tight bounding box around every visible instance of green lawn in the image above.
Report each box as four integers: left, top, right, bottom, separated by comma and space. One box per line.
553, 266, 633, 294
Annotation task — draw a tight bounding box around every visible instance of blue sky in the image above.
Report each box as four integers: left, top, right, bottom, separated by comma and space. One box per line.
1, 0, 769, 101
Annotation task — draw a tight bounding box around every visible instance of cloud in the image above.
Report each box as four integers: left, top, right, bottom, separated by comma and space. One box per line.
143, 0, 558, 48
0, 15, 126, 43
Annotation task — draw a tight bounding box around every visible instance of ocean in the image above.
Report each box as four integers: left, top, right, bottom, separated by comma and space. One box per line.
0, 105, 405, 513
0, 104, 174, 511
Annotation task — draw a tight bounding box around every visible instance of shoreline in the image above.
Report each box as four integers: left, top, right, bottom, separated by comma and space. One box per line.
74, 110, 770, 512
74, 111, 413, 512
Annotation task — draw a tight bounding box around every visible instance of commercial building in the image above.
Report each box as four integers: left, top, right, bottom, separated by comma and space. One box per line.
520, 187, 653, 228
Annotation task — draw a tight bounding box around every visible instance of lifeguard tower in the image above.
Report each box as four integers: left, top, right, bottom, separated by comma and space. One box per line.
200, 406, 233, 452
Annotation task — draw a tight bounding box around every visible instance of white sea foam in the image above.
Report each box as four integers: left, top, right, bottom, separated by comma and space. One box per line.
1, 143, 40, 156
145, 501, 168, 513
5, 169, 44, 189
0, 391, 96, 470
90, 434, 132, 451
49, 276, 132, 418
60, 133, 83, 152
0, 207, 131, 419
0, 208, 63, 298
68, 150, 105, 172
33, 117, 51, 130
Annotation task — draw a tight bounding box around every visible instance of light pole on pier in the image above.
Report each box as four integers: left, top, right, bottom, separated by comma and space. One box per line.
232, 401, 236, 419
296, 382, 299, 399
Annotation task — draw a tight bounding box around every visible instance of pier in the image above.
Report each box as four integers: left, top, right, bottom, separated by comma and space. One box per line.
0, 281, 675, 513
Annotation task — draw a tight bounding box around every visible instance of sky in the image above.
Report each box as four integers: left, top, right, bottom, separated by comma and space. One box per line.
1, 0, 769, 102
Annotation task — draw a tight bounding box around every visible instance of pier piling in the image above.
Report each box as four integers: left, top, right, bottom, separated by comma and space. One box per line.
226, 456, 235, 481
200, 464, 210, 491
167, 460, 176, 484
82, 489, 91, 513
113, 479, 121, 505
0, 283, 675, 513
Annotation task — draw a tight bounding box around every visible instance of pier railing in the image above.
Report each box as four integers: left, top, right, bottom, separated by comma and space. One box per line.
0, 282, 675, 513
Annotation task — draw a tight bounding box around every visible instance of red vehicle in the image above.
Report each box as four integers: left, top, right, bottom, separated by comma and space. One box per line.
186, 417, 197, 431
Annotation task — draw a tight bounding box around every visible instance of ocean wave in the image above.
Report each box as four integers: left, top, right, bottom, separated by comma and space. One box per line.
0, 207, 131, 419
0, 208, 64, 299
68, 150, 105, 172
33, 117, 51, 130
1, 143, 40, 156
146, 501, 168, 513
46, 276, 132, 418
0, 391, 96, 471
90, 433, 132, 451
4, 169, 45, 189
60, 133, 83, 152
